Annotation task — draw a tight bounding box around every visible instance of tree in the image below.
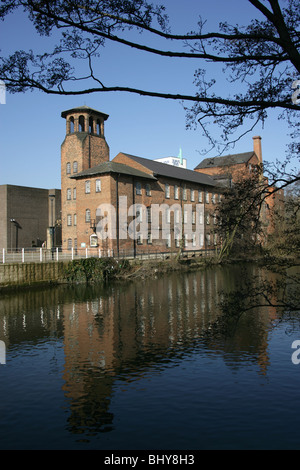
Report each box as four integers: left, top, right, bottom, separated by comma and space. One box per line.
0, 0, 299, 153
214, 166, 269, 260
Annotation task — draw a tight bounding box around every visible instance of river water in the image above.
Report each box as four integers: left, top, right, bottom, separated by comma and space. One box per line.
0, 263, 300, 450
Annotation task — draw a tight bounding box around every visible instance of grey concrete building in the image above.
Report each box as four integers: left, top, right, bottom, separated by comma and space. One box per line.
0, 185, 61, 250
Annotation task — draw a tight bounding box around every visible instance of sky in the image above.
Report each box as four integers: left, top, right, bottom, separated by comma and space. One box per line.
0, 0, 296, 190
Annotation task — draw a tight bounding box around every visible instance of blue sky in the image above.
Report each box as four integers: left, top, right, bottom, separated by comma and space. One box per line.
0, 0, 295, 189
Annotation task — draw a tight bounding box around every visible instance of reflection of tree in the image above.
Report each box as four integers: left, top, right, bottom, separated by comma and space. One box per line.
0, 267, 285, 439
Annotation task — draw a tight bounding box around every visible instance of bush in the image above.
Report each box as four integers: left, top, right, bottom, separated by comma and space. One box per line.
64, 257, 123, 283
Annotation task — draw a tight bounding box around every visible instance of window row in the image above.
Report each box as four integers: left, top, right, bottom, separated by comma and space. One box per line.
66, 180, 101, 199
66, 161, 78, 175
68, 115, 102, 135
85, 179, 101, 194
164, 184, 221, 204
135, 181, 221, 204
134, 206, 218, 225
136, 232, 218, 247
82, 207, 218, 225
67, 238, 77, 250
67, 214, 77, 226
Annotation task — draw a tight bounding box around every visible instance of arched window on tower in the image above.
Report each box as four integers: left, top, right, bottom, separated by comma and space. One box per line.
96, 119, 101, 135
89, 117, 93, 134
79, 115, 85, 132
69, 116, 74, 133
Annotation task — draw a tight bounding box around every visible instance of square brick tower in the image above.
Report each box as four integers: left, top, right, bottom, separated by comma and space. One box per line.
61, 105, 110, 251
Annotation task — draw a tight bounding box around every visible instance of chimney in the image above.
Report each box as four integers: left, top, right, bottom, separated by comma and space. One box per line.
253, 136, 262, 164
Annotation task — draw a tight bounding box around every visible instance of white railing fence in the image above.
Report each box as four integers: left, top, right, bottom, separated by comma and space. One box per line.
1, 247, 215, 264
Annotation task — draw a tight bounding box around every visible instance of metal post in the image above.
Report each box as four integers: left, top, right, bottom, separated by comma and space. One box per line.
2, 248, 5, 264
71, 247, 74, 260
40, 248, 42, 262
22, 248, 25, 263
56, 247, 59, 261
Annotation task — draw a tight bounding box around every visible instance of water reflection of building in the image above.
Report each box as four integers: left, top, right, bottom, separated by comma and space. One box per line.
0, 266, 280, 437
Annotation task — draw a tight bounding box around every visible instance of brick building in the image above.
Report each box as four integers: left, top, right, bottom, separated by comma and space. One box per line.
60, 105, 281, 255
194, 136, 284, 236
194, 136, 263, 185
61, 105, 223, 255
0, 185, 61, 250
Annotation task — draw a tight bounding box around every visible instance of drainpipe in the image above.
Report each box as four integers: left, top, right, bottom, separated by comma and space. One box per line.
116, 174, 120, 258
132, 177, 136, 258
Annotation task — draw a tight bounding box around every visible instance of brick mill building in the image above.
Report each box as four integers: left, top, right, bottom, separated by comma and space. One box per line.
60, 105, 279, 255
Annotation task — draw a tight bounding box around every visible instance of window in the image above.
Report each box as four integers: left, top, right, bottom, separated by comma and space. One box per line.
212, 193, 216, 204
206, 233, 211, 245
175, 235, 180, 248
192, 211, 196, 224
146, 184, 151, 196
74, 214, 77, 226
67, 188, 71, 200
192, 233, 196, 247
165, 183, 170, 199
73, 161, 78, 173
137, 234, 143, 245
206, 214, 210, 225
67, 238, 72, 251
183, 185, 187, 201
198, 191, 203, 203
67, 214, 72, 226
69, 117, 74, 134
147, 206, 151, 223
79, 115, 85, 132
95, 179, 101, 193
166, 207, 171, 223
85, 180, 91, 194
73, 187, 76, 200
174, 185, 179, 200
136, 182, 142, 195
205, 191, 210, 203
136, 205, 143, 222
191, 189, 195, 202
96, 119, 101, 135
213, 214, 217, 225
90, 234, 98, 247
147, 232, 152, 245
199, 211, 203, 225
184, 209, 188, 224
89, 117, 93, 134
85, 209, 91, 223
175, 208, 180, 224
66, 162, 71, 174
166, 233, 171, 248
199, 233, 204, 247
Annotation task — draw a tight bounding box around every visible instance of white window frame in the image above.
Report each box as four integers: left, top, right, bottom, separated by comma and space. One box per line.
85, 180, 91, 194
95, 179, 101, 193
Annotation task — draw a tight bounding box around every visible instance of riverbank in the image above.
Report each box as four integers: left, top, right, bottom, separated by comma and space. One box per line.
0, 251, 295, 293
0, 254, 217, 293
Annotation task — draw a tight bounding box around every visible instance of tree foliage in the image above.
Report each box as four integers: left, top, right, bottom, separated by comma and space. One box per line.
0, 0, 299, 150
214, 167, 269, 259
